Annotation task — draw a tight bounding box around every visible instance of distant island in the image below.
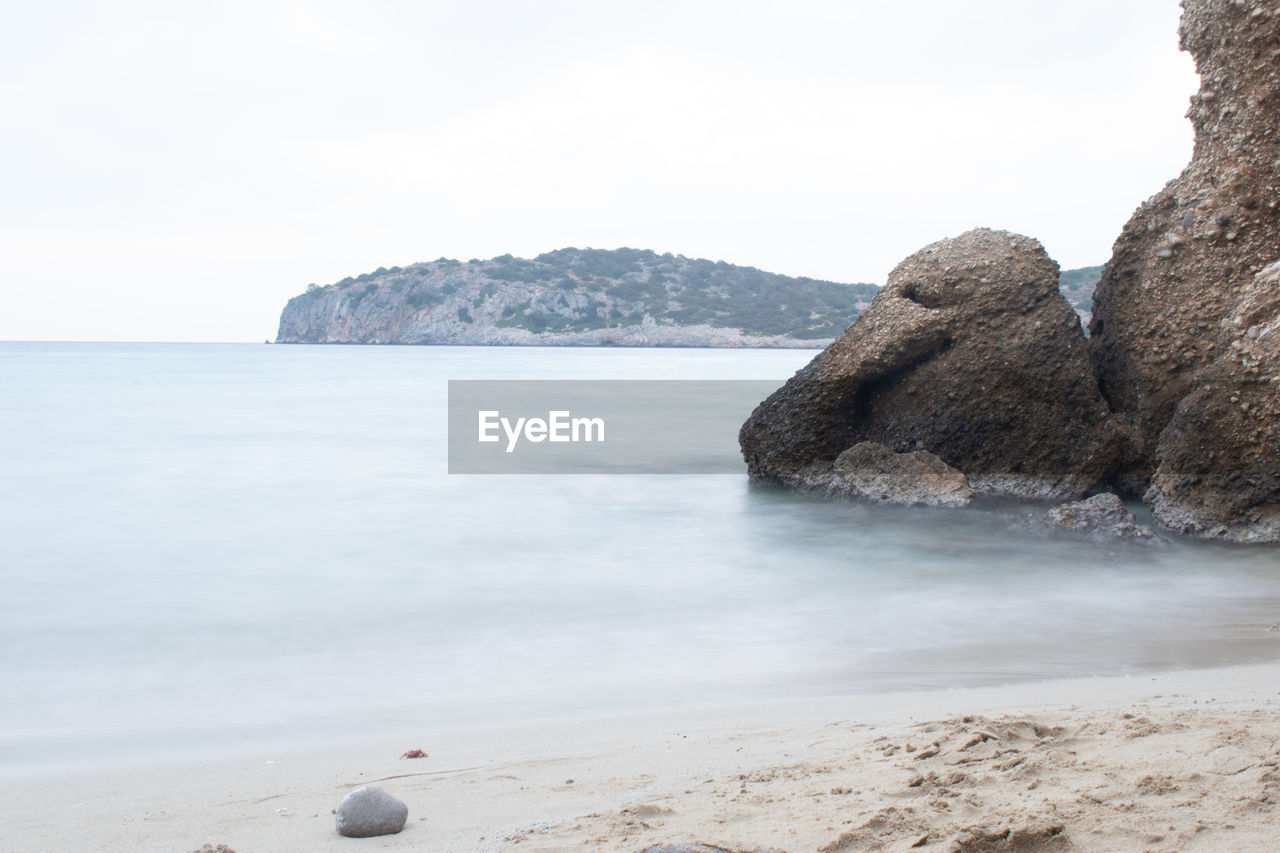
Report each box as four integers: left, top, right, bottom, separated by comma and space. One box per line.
276, 247, 1100, 347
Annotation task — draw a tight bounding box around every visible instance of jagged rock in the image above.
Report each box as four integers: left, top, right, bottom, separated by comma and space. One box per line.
334, 786, 408, 838
1144, 261, 1280, 542
1089, 0, 1280, 494
790, 441, 974, 507
1032, 492, 1160, 541
740, 228, 1121, 500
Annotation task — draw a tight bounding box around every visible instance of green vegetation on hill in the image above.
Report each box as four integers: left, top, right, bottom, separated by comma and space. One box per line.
1058, 265, 1103, 292
1057, 264, 1103, 317
312, 247, 880, 339
292, 249, 1105, 341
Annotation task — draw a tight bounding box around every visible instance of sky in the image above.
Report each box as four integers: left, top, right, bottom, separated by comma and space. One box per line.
1, 0, 1199, 342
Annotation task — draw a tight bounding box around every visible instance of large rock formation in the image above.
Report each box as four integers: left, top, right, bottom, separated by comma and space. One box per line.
1144, 260, 1280, 541
1089, 0, 1280, 489
1086, 0, 1280, 541
740, 1, 1278, 542
740, 228, 1121, 500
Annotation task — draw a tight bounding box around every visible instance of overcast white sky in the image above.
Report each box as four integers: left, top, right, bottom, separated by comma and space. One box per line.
1, 0, 1198, 342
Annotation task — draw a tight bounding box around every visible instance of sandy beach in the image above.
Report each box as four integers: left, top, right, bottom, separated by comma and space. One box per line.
7, 662, 1280, 852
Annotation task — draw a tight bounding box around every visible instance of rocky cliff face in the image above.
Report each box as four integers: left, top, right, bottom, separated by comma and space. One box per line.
1145, 260, 1280, 541
1085, 0, 1280, 540
276, 248, 878, 348
1089, 0, 1280, 489
741, 0, 1280, 543
739, 229, 1121, 501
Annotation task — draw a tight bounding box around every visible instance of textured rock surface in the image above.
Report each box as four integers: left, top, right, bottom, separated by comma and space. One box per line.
791, 441, 974, 507
740, 228, 1121, 500
334, 786, 408, 838
1036, 493, 1160, 541
1144, 261, 1280, 541
1089, 0, 1280, 490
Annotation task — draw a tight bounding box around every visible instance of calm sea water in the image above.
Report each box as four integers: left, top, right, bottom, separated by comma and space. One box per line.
3, 342, 1279, 775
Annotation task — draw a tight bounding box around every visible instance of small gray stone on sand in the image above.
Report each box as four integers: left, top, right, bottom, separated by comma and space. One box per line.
335, 786, 408, 838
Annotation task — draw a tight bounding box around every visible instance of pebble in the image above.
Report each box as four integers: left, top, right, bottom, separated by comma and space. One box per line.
335, 786, 409, 838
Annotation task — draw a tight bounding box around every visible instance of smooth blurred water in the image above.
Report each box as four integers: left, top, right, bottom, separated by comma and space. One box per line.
2, 342, 1279, 774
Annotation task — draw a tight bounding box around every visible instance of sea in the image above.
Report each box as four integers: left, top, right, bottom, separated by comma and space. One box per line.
3, 341, 1279, 777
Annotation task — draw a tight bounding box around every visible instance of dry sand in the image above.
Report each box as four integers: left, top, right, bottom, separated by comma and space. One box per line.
7, 663, 1280, 852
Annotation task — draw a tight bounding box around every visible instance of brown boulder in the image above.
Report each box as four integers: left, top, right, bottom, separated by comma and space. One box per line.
1144, 261, 1280, 541
1088, 0, 1280, 490
740, 228, 1121, 500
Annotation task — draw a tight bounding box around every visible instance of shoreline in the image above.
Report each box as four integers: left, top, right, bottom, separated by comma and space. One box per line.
8, 661, 1280, 852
